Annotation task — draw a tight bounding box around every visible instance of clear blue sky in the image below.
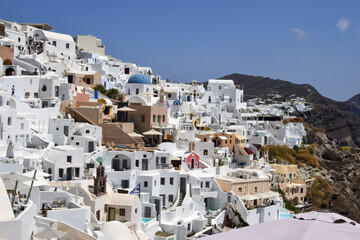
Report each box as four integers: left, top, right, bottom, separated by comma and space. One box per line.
2, 0, 360, 101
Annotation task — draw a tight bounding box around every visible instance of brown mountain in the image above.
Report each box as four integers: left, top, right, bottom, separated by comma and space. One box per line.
219, 73, 360, 147
345, 93, 360, 117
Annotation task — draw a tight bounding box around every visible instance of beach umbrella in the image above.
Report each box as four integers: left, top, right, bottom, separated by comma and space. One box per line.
143, 129, 163, 136
6, 140, 14, 159
143, 129, 163, 145
23, 170, 50, 178
117, 106, 137, 122
1, 172, 32, 190
203, 211, 360, 240
117, 106, 137, 112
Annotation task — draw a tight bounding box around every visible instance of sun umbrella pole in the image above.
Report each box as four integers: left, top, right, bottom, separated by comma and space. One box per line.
25, 170, 37, 205
11, 180, 18, 208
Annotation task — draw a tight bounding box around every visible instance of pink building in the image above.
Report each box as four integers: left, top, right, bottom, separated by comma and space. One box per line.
185, 152, 200, 169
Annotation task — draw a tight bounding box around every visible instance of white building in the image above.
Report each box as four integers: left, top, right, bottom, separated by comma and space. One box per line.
0, 91, 32, 147
43, 145, 84, 180
33, 29, 76, 57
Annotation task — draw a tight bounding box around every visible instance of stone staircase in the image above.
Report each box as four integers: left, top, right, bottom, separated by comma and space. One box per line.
68, 107, 142, 146
176, 191, 185, 207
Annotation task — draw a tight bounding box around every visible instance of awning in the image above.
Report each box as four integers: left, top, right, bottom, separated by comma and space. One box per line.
171, 155, 181, 161
128, 132, 144, 138
140, 91, 155, 96
50, 181, 80, 188
240, 194, 259, 201
263, 191, 280, 198
253, 192, 269, 199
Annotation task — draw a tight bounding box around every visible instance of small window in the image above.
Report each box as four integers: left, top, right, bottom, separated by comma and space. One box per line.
55, 86, 59, 97
156, 157, 159, 164
7, 117, 11, 126
169, 195, 174, 202
86, 130, 90, 134
135, 208, 137, 214
76, 142, 79, 145
119, 208, 126, 216
162, 115, 165, 122
136, 88, 139, 95
144, 181, 148, 187
161, 157, 166, 164
168, 94, 171, 98
238, 187, 242, 193
48, 168, 52, 174
135, 160, 139, 167
21, 123, 24, 130
52, 41, 57, 46
66, 43, 70, 49
255, 187, 258, 193
161, 178, 165, 185
204, 149, 208, 156
67, 156, 72, 163
141, 115, 145, 122
170, 177, 174, 185
153, 115, 156, 122
205, 181, 210, 188
201, 182, 203, 188
154, 180, 156, 186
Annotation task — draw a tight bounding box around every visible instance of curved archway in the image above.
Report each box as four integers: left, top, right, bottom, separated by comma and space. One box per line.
3, 59, 12, 65
5, 67, 15, 76
111, 154, 131, 171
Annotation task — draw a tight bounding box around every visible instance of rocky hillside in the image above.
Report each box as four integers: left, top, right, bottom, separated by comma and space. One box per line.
216, 73, 360, 221
345, 93, 360, 117
304, 125, 360, 222
219, 73, 360, 147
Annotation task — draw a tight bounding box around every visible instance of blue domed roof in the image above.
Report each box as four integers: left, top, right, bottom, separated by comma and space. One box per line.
127, 74, 152, 85
173, 99, 181, 106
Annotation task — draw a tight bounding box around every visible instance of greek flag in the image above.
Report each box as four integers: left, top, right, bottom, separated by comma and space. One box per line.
129, 183, 140, 196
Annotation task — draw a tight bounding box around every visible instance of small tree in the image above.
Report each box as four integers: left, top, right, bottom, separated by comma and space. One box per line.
92, 84, 107, 94
107, 88, 119, 99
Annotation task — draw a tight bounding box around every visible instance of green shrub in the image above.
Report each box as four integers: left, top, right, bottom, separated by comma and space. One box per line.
92, 84, 107, 94
283, 117, 304, 124
267, 144, 319, 168
107, 88, 119, 99
341, 146, 350, 151
306, 176, 333, 209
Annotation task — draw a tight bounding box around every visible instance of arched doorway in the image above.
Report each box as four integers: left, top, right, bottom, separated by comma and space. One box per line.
5, 67, 15, 76
111, 154, 131, 171
3, 59, 12, 65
